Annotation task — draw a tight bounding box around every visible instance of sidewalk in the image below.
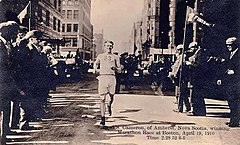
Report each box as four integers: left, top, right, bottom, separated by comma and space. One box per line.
91, 94, 240, 145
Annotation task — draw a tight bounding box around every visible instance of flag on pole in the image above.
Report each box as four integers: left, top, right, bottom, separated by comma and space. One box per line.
18, 1, 31, 23
186, 6, 215, 27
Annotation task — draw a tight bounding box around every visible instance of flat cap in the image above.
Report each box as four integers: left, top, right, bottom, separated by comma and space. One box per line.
176, 44, 183, 50
226, 37, 237, 45
24, 30, 43, 40
188, 42, 198, 48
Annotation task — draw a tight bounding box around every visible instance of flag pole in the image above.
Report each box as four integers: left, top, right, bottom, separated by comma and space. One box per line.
28, 1, 31, 31
177, 5, 189, 109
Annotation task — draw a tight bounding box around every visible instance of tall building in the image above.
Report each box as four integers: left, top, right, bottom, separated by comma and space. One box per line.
141, 0, 160, 48
93, 33, 104, 56
0, 0, 63, 52
61, 0, 93, 60
140, 0, 195, 62
142, 0, 173, 61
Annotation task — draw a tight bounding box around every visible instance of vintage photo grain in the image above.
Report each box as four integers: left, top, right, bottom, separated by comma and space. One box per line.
0, 0, 239, 144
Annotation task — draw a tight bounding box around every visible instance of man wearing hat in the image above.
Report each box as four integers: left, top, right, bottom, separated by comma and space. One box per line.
169, 45, 183, 104
9, 29, 39, 130
169, 44, 191, 113
8, 23, 29, 130
18, 30, 43, 130
185, 42, 207, 116
0, 20, 23, 144
221, 37, 240, 127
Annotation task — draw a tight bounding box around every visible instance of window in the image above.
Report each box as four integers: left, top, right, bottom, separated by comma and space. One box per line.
156, 7, 159, 15
58, 0, 61, 12
67, 24, 71, 32
54, 0, 57, 9
38, 5, 42, 19
67, 10, 72, 19
73, 10, 79, 19
73, 24, 78, 32
65, 38, 71, 47
72, 38, 77, 47
82, 38, 85, 49
37, 5, 43, 24
62, 10, 65, 18
58, 19, 61, 32
53, 17, 56, 30
46, 10, 50, 26
62, 24, 65, 32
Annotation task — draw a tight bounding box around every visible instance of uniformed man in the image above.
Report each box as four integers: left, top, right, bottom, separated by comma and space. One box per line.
186, 42, 207, 116
9, 25, 28, 130
169, 44, 191, 113
19, 30, 43, 130
169, 44, 184, 103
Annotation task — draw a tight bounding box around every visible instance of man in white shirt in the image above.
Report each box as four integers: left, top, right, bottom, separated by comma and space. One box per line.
94, 40, 121, 128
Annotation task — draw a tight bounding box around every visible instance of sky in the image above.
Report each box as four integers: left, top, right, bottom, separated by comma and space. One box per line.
91, 0, 144, 52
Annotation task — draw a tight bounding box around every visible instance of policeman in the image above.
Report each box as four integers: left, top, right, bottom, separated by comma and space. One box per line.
19, 30, 43, 130
170, 44, 191, 113
9, 25, 28, 130
169, 45, 184, 104
186, 42, 206, 116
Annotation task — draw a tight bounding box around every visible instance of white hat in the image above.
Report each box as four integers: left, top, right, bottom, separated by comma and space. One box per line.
226, 37, 237, 45
176, 44, 183, 50
188, 42, 198, 48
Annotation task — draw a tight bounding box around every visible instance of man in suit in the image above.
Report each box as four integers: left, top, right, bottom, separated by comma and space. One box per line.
0, 21, 22, 144
222, 37, 240, 127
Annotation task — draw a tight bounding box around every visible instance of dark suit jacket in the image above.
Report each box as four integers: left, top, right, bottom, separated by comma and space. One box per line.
223, 48, 240, 87
0, 39, 16, 109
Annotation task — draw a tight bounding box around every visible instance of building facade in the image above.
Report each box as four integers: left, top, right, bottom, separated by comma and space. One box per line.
141, 0, 170, 61
0, 0, 63, 53
61, 0, 93, 60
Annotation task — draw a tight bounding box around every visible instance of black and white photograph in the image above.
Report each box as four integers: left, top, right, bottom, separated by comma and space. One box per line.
0, 0, 239, 144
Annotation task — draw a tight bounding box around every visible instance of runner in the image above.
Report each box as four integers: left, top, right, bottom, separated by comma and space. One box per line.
93, 40, 121, 128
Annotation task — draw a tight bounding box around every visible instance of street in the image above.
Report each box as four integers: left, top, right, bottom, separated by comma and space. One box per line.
6, 74, 240, 145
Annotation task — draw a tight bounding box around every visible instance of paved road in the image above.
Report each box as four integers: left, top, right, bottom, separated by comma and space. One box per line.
5, 76, 240, 145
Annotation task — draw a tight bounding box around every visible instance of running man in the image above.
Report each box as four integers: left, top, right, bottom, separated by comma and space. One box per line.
94, 40, 121, 128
